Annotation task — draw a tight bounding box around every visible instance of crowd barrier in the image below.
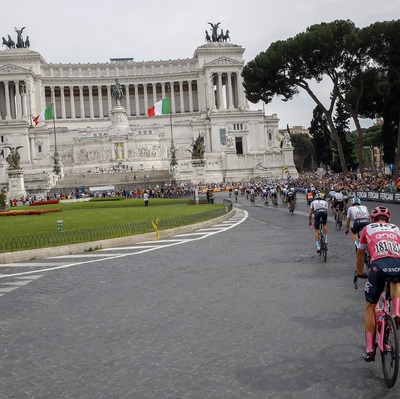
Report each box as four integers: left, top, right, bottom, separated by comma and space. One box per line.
355, 191, 400, 204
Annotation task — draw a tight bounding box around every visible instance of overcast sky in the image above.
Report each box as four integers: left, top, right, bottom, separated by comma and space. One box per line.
5, 0, 398, 129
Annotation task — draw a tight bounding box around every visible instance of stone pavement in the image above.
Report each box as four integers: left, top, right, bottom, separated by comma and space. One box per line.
1, 195, 400, 398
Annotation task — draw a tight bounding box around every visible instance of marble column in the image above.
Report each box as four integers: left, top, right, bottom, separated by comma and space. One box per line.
50, 86, 56, 119
179, 81, 184, 113
125, 84, 131, 116
15, 81, 22, 118
144, 84, 149, 114
79, 86, 85, 118
227, 72, 234, 109
69, 86, 76, 119
236, 72, 245, 109
161, 83, 166, 99
107, 85, 112, 116
21, 90, 27, 118
169, 81, 176, 114
97, 85, 103, 118
134, 83, 140, 116
29, 134, 36, 160
152, 83, 157, 106
60, 86, 66, 119
217, 72, 224, 109
88, 85, 94, 118
188, 80, 193, 112
206, 72, 215, 110
4, 81, 11, 120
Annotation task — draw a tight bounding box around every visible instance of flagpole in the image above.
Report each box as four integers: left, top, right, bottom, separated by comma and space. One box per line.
51, 103, 61, 176
53, 105, 57, 150
168, 93, 177, 176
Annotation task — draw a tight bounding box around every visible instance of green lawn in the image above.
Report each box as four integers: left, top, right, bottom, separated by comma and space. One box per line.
2, 197, 224, 237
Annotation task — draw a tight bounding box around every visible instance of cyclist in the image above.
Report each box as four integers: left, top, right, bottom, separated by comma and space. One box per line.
356, 206, 400, 362
345, 197, 370, 247
327, 188, 336, 214
287, 188, 296, 211
270, 186, 278, 206
306, 189, 314, 206
281, 186, 288, 204
342, 187, 350, 214
262, 186, 269, 206
308, 193, 329, 253
233, 186, 239, 201
333, 189, 345, 224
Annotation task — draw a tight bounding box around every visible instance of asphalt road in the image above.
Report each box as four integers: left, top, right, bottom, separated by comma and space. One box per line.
1, 193, 400, 398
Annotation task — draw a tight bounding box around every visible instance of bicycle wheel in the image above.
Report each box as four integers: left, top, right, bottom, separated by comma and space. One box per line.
363, 252, 370, 276
381, 315, 399, 388
321, 240, 327, 262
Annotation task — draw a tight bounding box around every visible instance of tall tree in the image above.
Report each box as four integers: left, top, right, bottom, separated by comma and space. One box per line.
334, 99, 357, 170
290, 133, 314, 172
309, 106, 331, 172
364, 20, 400, 175
242, 20, 367, 173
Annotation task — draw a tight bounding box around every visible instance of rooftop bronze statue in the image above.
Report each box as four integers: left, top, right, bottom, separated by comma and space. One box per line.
14, 26, 26, 49
207, 22, 221, 42
2, 35, 15, 49
206, 23, 230, 43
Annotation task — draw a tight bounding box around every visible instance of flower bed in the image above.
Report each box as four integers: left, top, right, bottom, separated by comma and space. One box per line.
29, 199, 59, 206
0, 209, 61, 216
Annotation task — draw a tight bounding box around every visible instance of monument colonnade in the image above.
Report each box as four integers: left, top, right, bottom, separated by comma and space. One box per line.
0, 71, 244, 121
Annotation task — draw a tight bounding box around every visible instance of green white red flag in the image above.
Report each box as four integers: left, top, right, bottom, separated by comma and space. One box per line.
147, 97, 170, 117
33, 103, 54, 126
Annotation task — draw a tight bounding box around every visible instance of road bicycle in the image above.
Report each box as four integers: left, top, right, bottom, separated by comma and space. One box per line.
354, 277, 400, 388
271, 195, 278, 208
334, 205, 343, 230
352, 232, 371, 289
310, 219, 327, 261
250, 193, 255, 205
289, 200, 295, 214
318, 219, 327, 262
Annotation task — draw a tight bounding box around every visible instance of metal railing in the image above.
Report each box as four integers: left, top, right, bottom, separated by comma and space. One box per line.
0, 203, 233, 253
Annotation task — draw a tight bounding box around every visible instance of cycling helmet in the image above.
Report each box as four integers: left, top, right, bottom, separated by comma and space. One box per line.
315, 193, 324, 200
371, 206, 390, 221
351, 197, 361, 205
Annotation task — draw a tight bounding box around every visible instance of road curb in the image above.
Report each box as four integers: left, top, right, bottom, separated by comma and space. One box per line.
0, 209, 235, 264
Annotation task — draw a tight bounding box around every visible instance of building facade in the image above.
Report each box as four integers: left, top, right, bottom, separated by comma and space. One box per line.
0, 37, 297, 192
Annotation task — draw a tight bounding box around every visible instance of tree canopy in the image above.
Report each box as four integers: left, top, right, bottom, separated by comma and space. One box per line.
242, 19, 400, 175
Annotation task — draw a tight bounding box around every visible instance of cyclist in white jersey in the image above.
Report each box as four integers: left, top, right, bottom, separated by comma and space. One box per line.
327, 189, 336, 214
345, 197, 370, 246
308, 193, 329, 252
333, 191, 345, 221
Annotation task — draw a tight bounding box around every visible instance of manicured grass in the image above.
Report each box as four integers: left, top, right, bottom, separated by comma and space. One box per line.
3, 197, 224, 237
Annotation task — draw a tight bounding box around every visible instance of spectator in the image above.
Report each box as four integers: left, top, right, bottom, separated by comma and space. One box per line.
143, 191, 149, 207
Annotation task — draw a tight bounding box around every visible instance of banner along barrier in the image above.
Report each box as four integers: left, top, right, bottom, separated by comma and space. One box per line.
355, 191, 400, 204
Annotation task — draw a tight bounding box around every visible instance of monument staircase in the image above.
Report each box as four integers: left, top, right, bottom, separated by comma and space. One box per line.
51, 169, 173, 194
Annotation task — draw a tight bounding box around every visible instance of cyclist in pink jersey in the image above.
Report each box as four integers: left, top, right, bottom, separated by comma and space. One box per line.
356, 206, 400, 362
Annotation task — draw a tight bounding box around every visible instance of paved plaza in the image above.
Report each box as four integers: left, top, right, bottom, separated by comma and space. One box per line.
1, 194, 400, 398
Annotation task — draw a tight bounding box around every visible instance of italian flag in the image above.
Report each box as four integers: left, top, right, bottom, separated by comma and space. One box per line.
33, 103, 54, 126
147, 97, 170, 117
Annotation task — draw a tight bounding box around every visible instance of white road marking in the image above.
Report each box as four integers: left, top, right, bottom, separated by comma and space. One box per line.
0, 210, 248, 280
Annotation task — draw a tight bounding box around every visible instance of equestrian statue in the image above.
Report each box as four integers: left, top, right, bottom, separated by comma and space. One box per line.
112, 79, 123, 104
